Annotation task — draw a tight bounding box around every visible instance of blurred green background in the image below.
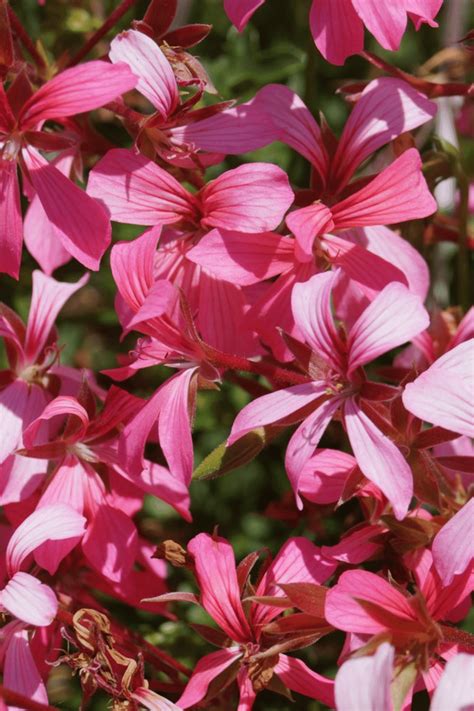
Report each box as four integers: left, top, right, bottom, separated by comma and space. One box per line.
2, 1, 473, 708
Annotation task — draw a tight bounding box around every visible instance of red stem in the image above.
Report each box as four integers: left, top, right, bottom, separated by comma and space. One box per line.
207, 349, 311, 387
7, 6, 46, 69
0, 685, 58, 711
67, 0, 139, 67
440, 624, 474, 651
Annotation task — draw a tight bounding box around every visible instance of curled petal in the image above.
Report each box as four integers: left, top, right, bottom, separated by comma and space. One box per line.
0, 572, 57, 627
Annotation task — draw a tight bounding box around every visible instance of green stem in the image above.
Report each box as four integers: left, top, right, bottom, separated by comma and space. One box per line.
7, 5, 46, 70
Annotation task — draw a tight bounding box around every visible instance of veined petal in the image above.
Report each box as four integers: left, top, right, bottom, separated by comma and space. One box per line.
223, 0, 265, 30
0, 159, 22, 279
82, 505, 138, 583
275, 654, 335, 708
286, 203, 335, 261
0, 572, 57, 626
4, 630, 48, 707
111, 227, 161, 313
177, 648, 241, 709
351, 0, 408, 51
432, 500, 474, 585
110, 30, 178, 117
23, 196, 71, 275
22, 396, 89, 449
309, 0, 364, 65
335, 642, 394, 711
0, 381, 47, 464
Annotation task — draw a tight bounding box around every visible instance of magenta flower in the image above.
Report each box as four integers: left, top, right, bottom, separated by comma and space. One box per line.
0, 62, 137, 276
229, 271, 429, 518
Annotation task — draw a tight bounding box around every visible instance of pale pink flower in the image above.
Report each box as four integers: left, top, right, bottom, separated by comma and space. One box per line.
229, 271, 429, 519
432, 499, 474, 585
430, 653, 474, 711
335, 642, 395, 711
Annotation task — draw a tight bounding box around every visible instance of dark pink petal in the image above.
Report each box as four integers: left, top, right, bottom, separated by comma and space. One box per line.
188, 533, 252, 642
157, 368, 196, 487
402, 340, 474, 437
4, 630, 48, 706
275, 654, 335, 708
351, 0, 408, 51
331, 149, 437, 229
286, 203, 335, 261
347, 282, 429, 375
0, 159, 22, 279
23, 196, 71, 274
431, 653, 474, 711
285, 397, 342, 507
322, 523, 386, 565
335, 642, 395, 711
0, 572, 57, 626
87, 148, 196, 225
432, 500, 474, 585
109, 29, 178, 117
127, 279, 176, 331
187, 229, 294, 285
24, 269, 89, 364
309, 0, 364, 65
19, 61, 137, 128
82, 504, 138, 582
111, 227, 161, 313
343, 397, 413, 520
228, 383, 325, 446
23, 396, 89, 449
201, 163, 294, 233
291, 271, 345, 372
177, 648, 242, 709
223, 0, 265, 30
332, 78, 436, 191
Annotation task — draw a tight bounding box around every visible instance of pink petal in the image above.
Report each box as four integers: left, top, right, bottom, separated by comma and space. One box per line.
322, 523, 386, 565
109, 30, 177, 117
402, 340, 474, 437
187, 228, 294, 286
23, 195, 71, 274
4, 630, 48, 707
406, 0, 442, 28
286, 203, 335, 261
254, 84, 329, 178
6, 502, 86, 575
223, 0, 265, 30
347, 282, 429, 375
228, 383, 324, 446
24, 269, 89, 364
200, 163, 294, 233
188, 533, 251, 642
335, 642, 394, 711
111, 227, 161, 313
0, 572, 57, 626
23, 395, 89, 449
325, 569, 417, 634
309, 0, 364, 65
285, 396, 343, 506
131, 461, 191, 521
432, 500, 474, 585
0, 454, 48, 506
331, 149, 437, 229
274, 654, 335, 708
177, 648, 242, 709
343, 397, 413, 520
299, 449, 357, 504
0, 381, 48, 464
291, 271, 345, 371
351, 0, 408, 51
131, 687, 181, 711
127, 279, 176, 331
82, 504, 138, 582
157, 368, 196, 487
87, 148, 196, 225
0, 159, 22, 279
19, 61, 137, 128
332, 77, 436, 191
430, 653, 474, 711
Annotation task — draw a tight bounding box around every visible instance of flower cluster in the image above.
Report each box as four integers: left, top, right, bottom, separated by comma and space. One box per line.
0, 0, 472, 709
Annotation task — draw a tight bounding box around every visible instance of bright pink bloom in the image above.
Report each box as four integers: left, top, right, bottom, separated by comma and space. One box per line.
223, 1, 443, 64
402, 339, 474, 437
229, 271, 429, 519
0, 62, 137, 276
432, 499, 474, 585
335, 642, 395, 711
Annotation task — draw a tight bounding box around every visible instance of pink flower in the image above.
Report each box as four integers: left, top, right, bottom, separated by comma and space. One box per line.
335, 642, 395, 711
432, 499, 474, 585
229, 271, 429, 518
430, 653, 474, 711
223, 1, 443, 65
0, 62, 137, 276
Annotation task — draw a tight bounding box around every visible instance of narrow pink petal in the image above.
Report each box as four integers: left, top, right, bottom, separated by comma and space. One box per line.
351, 0, 408, 51
285, 398, 343, 506
432, 500, 474, 585
157, 368, 196, 487
177, 648, 242, 709
23, 195, 71, 274
322, 523, 386, 565
332, 78, 436, 191
0, 159, 22, 279
431, 653, 474, 711
325, 569, 417, 634
24, 269, 89, 364
188, 533, 252, 642
335, 642, 394, 711
0, 572, 57, 626
109, 30, 177, 117
237, 670, 256, 711
201, 163, 294, 233
254, 84, 329, 178
347, 282, 429, 374
291, 271, 345, 371
286, 203, 335, 261
228, 383, 324, 446
223, 0, 265, 30
19, 61, 137, 127
4, 630, 48, 707
344, 397, 413, 520
87, 148, 196, 225
22, 396, 89, 449
119, 388, 163, 476
82, 504, 138, 582
309, 0, 364, 65
127, 279, 176, 330
131, 461, 191, 521
131, 687, 181, 711
187, 228, 294, 286
275, 654, 335, 708
111, 227, 161, 313
402, 340, 474, 437
331, 149, 437, 229
6, 502, 86, 575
